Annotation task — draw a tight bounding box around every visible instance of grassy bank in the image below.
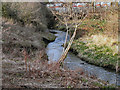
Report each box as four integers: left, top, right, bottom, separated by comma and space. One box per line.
71, 36, 119, 70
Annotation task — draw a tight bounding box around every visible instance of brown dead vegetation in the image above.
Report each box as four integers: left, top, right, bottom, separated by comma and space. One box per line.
2, 49, 110, 88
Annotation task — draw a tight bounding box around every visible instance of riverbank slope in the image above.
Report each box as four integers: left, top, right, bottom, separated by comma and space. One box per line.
2, 2, 56, 88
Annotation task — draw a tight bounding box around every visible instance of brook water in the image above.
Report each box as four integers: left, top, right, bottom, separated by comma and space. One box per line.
46, 30, 120, 86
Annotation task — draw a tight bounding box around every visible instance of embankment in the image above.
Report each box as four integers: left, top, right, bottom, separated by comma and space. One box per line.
2, 2, 56, 59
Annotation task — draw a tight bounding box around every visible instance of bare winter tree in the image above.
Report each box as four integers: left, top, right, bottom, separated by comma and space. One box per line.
48, 2, 89, 64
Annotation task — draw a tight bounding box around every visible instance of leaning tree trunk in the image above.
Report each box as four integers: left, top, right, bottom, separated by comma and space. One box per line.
58, 25, 78, 64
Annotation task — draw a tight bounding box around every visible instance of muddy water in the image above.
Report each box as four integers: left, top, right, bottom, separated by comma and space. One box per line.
46, 30, 120, 85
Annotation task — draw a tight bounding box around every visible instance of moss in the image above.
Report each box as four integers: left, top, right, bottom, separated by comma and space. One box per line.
92, 82, 103, 87
81, 78, 88, 83
102, 85, 116, 89
56, 24, 66, 31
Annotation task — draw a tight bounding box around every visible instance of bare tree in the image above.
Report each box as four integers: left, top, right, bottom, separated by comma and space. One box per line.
49, 2, 88, 64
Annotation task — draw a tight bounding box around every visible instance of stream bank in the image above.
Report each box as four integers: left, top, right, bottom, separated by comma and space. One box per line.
2, 2, 56, 87
70, 38, 119, 70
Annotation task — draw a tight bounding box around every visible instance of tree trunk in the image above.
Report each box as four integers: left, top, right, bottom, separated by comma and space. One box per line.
58, 25, 78, 64
63, 23, 69, 52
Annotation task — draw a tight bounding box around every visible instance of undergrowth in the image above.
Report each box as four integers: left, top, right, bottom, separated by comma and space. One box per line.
21, 49, 117, 88
20, 49, 118, 88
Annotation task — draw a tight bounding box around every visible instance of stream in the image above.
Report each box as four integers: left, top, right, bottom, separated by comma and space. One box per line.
46, 30, 120, 86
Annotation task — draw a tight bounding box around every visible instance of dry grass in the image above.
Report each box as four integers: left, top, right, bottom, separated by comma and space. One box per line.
3, 49, 112, 88
2, 17, 15, 25
91, 34, 118, 55
74, 9, 119, 55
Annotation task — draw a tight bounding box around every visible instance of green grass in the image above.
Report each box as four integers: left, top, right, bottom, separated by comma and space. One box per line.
71, 39, 119, 70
